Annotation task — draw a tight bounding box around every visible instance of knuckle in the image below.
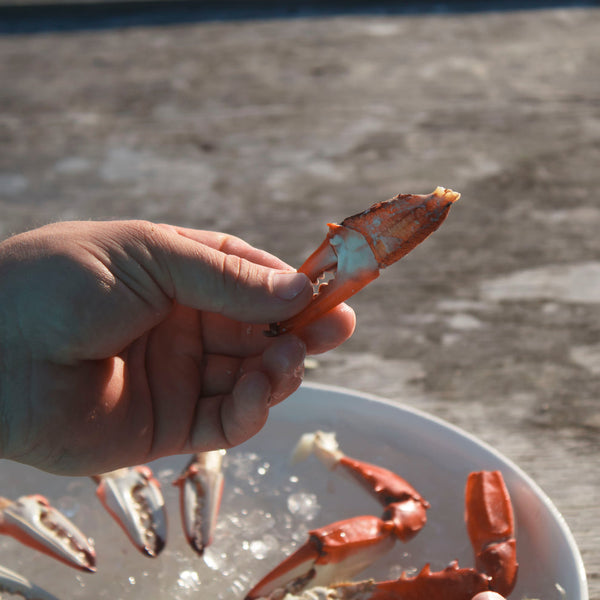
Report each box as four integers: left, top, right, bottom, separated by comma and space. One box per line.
221, 253, 260, 298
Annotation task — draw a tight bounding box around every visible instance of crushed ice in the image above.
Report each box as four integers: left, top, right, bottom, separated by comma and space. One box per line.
249, 534, 280, 559
287, 492, 321, 520
177, 570, 201, 590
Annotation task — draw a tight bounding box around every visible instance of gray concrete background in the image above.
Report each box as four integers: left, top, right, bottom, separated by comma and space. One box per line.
1, 4, 599, 598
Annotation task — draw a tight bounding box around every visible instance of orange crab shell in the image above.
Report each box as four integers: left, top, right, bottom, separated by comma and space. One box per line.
339, 186, 460, 269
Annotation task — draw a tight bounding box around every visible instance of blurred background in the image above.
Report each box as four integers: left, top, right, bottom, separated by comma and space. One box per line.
1, 1, 599, 598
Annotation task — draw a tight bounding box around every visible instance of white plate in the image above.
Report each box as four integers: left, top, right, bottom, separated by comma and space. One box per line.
0, 382, 588, 599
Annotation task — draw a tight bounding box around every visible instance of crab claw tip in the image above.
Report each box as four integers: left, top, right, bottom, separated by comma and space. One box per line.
433, 185, 460, 204
94, 466, 167, 558
174, 451, 225, 555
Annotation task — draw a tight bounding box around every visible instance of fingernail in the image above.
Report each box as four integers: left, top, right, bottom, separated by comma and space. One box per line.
273, 272, 309, 301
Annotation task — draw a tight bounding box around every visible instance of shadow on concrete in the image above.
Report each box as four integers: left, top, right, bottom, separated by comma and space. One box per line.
1, 0, 599, 34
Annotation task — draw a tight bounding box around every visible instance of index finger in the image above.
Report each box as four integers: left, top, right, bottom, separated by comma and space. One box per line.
167, 225, 293, 270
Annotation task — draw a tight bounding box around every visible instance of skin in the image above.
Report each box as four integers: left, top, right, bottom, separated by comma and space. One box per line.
0, 220, 355, 476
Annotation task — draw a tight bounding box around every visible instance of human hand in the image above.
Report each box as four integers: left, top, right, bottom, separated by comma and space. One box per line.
0, 221, 355, 476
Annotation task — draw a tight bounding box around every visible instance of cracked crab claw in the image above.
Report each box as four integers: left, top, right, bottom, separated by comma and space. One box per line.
92, 466, 166, 558
268, 187, 459, 336
173, 450, 225, 555
0, 495, 95, 572
0, 565, 60, 600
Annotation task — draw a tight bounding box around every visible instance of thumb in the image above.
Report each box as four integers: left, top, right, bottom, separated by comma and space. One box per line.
134, 222, 314, 323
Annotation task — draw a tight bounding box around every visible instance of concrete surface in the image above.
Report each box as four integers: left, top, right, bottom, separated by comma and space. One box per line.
1, 4, 599, 598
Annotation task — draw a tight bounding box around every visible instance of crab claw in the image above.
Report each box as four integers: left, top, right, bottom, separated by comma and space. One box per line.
93, 465, 166, 558
0, 495, 95, 572
293, 431, 429, 541
465, 471, 518, 597
0, 565, 60, 600
268, 187, 460, 336
173, 450, 225, 555
245, 515, 396, 600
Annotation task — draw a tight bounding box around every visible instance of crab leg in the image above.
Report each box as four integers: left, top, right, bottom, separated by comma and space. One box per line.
172, 450, 225, 555
0, 565, 60, 600
268, 187, 459, 336
293, 431, 429, 540
253, 581, 506, 600
0, 495, 95, 572
290, 563, 489, 600
92, 465, 166, 558
265, 580, 509, 600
